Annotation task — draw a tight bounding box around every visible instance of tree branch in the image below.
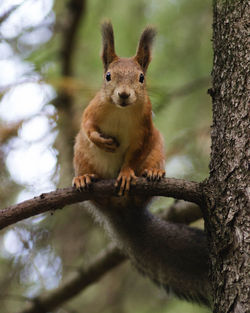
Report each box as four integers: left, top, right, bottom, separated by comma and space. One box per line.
151, 76, 210, 112
18, 200, 203, 313
0, 121, 23, 144
61, 0, 86, 76
52, 0, 87, 186
0, 177, 204, 230
20, 244, 125, 313
0, 4, 21, 26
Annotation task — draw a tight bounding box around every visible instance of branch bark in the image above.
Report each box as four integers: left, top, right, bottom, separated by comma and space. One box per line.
0, 177, 204, 230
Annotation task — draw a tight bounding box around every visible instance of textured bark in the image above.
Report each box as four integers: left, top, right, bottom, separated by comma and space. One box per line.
0, 177, 203, 230
204, 1, 249, 312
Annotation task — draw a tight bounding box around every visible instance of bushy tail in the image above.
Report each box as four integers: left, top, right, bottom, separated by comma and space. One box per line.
91, 197, 211, 306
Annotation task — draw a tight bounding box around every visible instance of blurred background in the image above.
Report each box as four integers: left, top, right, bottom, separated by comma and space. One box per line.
0, 0, 212, 312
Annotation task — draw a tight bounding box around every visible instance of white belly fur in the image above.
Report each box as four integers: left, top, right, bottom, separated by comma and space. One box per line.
86, 108, 137, 178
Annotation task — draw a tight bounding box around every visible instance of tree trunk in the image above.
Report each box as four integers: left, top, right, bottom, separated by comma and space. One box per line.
204, 0, 249, 312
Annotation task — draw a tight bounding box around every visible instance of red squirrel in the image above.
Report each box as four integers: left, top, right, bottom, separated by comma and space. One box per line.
72, 22, 210, 306
72, 21, 165, 195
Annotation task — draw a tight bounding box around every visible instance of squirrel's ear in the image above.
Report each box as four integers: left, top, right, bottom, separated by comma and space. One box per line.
134, 26, 156, 73
101, 21, 117, 71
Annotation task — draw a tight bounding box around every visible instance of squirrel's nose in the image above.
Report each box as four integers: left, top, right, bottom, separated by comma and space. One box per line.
118, 92, 130, 99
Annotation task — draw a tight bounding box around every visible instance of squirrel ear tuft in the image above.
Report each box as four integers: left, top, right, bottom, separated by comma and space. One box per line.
134, 26, 156, 73
101, 21, 117, 71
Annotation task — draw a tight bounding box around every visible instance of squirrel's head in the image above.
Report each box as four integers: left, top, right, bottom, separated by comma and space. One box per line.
100, 21, 156, 109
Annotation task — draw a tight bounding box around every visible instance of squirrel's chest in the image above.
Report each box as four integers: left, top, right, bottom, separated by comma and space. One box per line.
99, 109, 136, 149
91, 109, 138, 178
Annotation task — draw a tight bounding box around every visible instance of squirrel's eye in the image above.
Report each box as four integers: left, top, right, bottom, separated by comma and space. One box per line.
139, 73, 144, 83
106, 72, 111, 81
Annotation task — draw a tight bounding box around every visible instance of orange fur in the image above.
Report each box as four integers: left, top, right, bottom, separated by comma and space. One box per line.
73, 22, 165, 195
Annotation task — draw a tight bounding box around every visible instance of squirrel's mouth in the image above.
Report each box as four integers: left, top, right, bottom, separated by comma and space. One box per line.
112, 95, 135, 108
119, 102, 129, 107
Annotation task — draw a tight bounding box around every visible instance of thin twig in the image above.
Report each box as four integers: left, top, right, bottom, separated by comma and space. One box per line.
20, 244, 125, 313
0, 4, 21, 26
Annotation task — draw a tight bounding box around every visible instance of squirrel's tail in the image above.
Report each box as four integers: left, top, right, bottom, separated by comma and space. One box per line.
89, 197, 211, 307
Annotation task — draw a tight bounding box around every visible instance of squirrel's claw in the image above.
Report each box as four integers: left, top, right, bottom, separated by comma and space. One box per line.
72, 174, 98, 190
142, 169, 165, 181
115, 168, 137, 196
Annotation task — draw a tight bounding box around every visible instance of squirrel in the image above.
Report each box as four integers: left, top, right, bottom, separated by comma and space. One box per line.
72, 22, 165, 196
73, 22, 211, 307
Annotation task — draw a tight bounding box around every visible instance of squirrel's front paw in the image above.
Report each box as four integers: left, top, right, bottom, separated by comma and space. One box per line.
91, 131, 119, 152
72, 174, 98, 190
99, 136, 119, 152
142, 169, 165, 181
115, 168, 137, 196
